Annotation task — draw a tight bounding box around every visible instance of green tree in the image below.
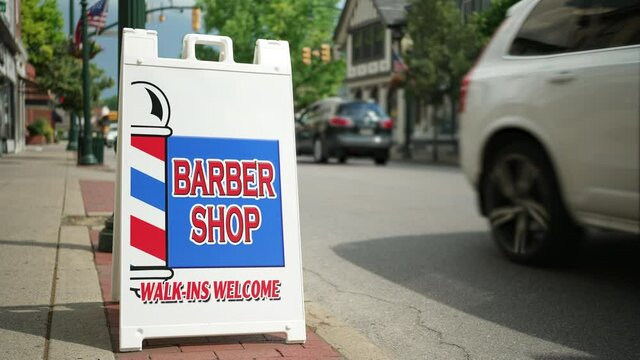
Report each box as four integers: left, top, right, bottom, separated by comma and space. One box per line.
405, 0, 516, 104
406, 0, 481, 106
405, 0, 482, 160
471, 0, 520, 41
35, 41, 114, 114
21, 0, 113, 114
197, 0, 344, 109
20, 0, 66, 68
102, 94, 119, 111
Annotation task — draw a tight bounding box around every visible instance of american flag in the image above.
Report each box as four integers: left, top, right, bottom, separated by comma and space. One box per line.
74, 18, 83, 51
87, 0, 109, 29
392, 50, 408, 73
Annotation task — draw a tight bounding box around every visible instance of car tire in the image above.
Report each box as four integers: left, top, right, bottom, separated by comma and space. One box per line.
338, 155, 348, 164
313, 138, 328, 163
482, 141, 581, 265
374, 151, 389, 166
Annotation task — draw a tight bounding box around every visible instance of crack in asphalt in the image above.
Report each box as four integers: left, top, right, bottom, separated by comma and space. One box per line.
304, 267, 471, 360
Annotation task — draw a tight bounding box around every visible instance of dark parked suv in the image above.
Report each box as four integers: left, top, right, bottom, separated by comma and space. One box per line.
295, 98, 393, 165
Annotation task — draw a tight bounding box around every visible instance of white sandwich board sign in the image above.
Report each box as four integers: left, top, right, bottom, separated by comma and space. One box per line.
114, 29, 305, 351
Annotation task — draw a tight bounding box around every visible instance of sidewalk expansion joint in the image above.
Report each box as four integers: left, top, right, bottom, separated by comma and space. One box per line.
43, 166, 69, 360
304, 267, 472, 360
61, 215, 109, 227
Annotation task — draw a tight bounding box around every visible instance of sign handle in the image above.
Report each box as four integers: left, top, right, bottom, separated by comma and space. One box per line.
181, 34, 235, 63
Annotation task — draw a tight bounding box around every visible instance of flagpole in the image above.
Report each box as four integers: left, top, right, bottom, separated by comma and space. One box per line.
79, 0, 97, 165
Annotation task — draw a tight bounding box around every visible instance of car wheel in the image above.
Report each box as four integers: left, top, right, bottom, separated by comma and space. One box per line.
374, 151, 389, 165
374, 157, 388, 165
338, 155, 348, 164
313, 138, 327, 163
482, 141, 581, 264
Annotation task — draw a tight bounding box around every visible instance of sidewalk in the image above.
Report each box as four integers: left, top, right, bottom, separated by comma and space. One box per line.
0, 143, 344, 360
389, 142, 459, 166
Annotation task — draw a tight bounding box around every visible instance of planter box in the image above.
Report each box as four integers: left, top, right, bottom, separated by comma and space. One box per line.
27, 135, 46, 145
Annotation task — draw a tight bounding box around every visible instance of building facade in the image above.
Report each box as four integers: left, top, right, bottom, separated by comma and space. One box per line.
0, 0, 27, 154
334, 0, 491, 157
334, 0, 409, 147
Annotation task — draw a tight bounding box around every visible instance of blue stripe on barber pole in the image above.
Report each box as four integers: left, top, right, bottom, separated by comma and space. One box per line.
130, 168, 165, 211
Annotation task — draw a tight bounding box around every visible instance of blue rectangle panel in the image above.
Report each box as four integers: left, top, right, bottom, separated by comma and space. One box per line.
166, 136, 284, 268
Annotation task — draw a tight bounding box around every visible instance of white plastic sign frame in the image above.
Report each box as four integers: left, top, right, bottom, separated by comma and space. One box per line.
114, 29, 305, 351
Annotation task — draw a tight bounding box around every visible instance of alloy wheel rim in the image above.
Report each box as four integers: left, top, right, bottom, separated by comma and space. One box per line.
488, 154, 550, 256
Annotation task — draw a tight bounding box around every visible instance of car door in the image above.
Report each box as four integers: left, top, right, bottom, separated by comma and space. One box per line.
510, 0, 640, 227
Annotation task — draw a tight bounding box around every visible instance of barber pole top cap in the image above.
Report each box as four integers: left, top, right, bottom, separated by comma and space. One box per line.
130, 81, 172, 137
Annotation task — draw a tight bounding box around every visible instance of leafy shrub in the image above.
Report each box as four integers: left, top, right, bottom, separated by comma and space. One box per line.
56, 129, 67, 140
27, 118, 55, 143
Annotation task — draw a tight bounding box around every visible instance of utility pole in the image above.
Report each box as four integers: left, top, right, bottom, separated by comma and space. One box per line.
66, 0, 78, 150
79, 0, 97, 165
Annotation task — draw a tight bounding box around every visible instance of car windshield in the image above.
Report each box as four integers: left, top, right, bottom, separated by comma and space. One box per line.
336, 102, 388, 122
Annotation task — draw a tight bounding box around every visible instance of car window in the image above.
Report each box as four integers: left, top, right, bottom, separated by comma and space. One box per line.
336, 102, 388, 122
509, 0, 640, 56
298, 110, 310, 124
573, 0, 640, 50
300, 106, 320, 124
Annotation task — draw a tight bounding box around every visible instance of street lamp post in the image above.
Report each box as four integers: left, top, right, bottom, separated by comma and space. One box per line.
391, 26, 412, 159
98, 0, 147, 253
79, 0, 97, 165
66, 0, 78, 150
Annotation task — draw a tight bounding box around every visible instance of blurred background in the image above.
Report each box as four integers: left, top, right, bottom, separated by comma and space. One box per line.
3, 1, 639, 359
8, 0, 511, 158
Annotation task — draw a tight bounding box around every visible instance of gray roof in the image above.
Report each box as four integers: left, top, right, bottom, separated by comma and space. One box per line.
334, 0, 409, 43
373, 0, 409, 26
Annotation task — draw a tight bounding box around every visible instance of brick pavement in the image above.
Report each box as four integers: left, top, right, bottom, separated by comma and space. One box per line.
83, 180, 345, 360
80, 180, 115, 215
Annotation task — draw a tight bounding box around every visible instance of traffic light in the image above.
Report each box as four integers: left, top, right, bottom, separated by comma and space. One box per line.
302, 47, 311, 65
192, 8, 201, 32
321, 44, 331, 63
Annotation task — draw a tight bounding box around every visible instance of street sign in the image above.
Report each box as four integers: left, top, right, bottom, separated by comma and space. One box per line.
114, 29, 305, 351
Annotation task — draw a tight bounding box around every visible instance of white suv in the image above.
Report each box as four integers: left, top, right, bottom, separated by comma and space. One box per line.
460, 0, 639, 263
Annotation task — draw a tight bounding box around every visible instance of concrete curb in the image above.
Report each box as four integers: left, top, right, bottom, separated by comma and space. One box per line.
305, 302, 393, 360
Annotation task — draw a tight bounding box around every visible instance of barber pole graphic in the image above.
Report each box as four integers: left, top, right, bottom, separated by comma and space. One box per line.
128, 81, 173, 292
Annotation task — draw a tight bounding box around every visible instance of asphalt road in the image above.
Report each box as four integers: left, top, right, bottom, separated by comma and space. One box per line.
296, 156, 640, 360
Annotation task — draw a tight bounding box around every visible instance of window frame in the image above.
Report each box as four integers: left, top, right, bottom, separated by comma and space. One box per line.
350, 22, 386, 65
